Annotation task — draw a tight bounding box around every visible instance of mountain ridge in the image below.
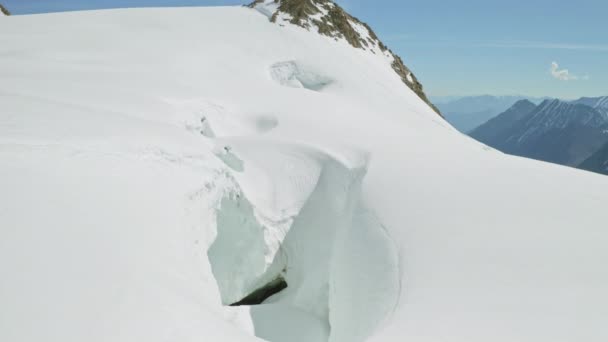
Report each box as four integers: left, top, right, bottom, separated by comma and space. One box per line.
471, 98, 608, 166
572, 96, 608, 116
0, 3, 10, 16
469, 99, 537, 146
439, 95, 546, 132
247, 0, 440, 115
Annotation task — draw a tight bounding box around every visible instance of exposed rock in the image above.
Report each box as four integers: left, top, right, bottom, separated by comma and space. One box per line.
248, 0, 441, 116
0, 4, 10, 16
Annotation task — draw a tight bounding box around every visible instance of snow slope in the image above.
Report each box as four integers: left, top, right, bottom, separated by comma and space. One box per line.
1, 6, 608, 342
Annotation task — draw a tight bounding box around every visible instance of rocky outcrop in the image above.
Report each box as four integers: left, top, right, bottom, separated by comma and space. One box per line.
0, 4, 10, 16
248, 0, 441, 116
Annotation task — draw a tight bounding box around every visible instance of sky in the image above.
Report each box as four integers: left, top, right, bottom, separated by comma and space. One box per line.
3, 0, 607, 99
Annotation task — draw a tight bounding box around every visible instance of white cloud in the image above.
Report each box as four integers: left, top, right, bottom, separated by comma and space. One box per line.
550, 61, 579, 81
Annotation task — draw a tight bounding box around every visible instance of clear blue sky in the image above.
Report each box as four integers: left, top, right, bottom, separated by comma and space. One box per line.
4, 0, 607, 98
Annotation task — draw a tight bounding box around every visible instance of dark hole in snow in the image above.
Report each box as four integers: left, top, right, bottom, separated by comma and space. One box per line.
230, 277, 288, 306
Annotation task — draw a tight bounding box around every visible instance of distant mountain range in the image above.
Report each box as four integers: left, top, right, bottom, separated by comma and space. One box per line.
573, 96, 608, 116
469, 96, 608, 174
580, 141, 608, 175
435, 95, 546, 133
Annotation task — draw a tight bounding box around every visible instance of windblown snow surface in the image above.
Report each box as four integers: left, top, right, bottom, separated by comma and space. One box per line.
1, 7, 608, 342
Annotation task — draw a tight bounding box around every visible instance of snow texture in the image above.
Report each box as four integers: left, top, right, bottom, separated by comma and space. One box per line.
270, 61, 333, 91
1, 6, 608, 342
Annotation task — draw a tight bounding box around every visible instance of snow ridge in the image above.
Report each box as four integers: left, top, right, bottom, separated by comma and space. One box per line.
247, 0, 440, 115
205, 125, 400, 342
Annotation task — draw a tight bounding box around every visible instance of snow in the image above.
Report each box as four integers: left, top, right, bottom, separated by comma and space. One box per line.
347, 19, 383, 54
252, 1, 293, 25
309, 2, 329, 22
252, 0, 280, 19
269, 60, 333, 91
1, 6, 608, 342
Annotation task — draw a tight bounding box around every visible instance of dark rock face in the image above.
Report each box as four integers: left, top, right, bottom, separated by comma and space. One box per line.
579, 142, 608, 176
470, 100, 538, 148
470, 99, 608, 167
248, 0, 441, 116
572, 96, 608, 117
0, 4, 10, 16
390, 54, 440, 114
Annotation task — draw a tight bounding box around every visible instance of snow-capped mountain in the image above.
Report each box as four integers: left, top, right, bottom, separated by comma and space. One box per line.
573, 96, 608, 116
248, 0, 440, 114
471, 99, 608, 166
2, 3, 608, 342
469, 99, 538, 142
437, 95, 545, 133
0, 3, 10, 16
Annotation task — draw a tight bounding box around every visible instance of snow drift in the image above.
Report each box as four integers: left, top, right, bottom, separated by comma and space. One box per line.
1, 5, 608, 342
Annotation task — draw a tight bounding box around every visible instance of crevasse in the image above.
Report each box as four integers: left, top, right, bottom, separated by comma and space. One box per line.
206, 141, 400, 342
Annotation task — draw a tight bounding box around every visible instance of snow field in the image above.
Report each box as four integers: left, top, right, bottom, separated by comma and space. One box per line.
1, 6, 608, 342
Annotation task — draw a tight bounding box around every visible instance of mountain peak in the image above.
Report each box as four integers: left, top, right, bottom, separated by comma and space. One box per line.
249, 0, 384, 51
472, 97, 607, 136
0, 4, 10, 16
535, 98, 573, 114
537, 98, 561, 106
247, 0, 440, 115
471, 96, 608, 166
512, 99, 536, 109
535, 98, 607, 118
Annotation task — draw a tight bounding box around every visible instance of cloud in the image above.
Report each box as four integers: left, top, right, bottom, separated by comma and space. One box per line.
550, 62, 579, 81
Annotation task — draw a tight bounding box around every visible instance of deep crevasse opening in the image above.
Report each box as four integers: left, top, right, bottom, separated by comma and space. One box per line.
205, 141, 400, 342
207, 191, 278, 306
